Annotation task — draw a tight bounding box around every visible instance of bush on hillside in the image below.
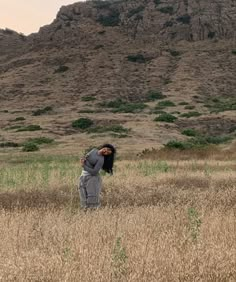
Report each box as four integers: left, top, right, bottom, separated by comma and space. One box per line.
154, 113, 177, 123
72, 118, 93, 129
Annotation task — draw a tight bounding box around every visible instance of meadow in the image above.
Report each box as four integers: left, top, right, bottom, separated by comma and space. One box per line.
0, 148, 235, 281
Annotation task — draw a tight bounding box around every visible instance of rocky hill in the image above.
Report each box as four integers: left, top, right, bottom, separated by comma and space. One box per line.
0, 0, 235, 154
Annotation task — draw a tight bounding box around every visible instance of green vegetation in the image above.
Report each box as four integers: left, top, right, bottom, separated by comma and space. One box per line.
0, 142, 19, 148
137, 160, 170, 176
179, 102, 189, 106
181, 128, 199, 137
72, 118, 93, 130
32, 106, 53, 116
165, 135, 232, 150
22, 142, 39, 152
184, 105, 195, 110
127, 54, 149, 63
158, 6, 174, 14
208, 31, 216, 39
154, 0, 162, 6
231, 50, 236, 55
171, 111, 180, 115
156, 100, 176, 109
16, 125, 42, 132
112, 237, 128, 279
154, 113, 177, 123
204, 135, 232, 145
176, 14, 191, 24
81, 96, 96, 102
127, 6, 145, 18
188, 208, 202, 241
204, 97, 236, 113
24, 137, 54, 145
146, 90, 166, 101
151, 110, 167, 115
54, 65, 69, 73
10, 117, 25, 122
87, 124, 129, 134
99, 98, 147, 113
97, 9, 120, 26
5, 125, 22, 130
169, 50, 181, 57
180, 111, 202, 118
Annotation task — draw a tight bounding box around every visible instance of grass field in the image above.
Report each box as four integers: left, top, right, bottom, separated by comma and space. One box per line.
0, 148, 235, 281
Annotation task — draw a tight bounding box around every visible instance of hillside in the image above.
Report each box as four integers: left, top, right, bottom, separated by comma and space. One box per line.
0, 0, 235, 155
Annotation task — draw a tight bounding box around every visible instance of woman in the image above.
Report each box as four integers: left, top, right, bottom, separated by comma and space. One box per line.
78, 144, 116, 209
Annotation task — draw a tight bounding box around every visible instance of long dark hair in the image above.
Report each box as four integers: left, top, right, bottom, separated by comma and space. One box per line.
98, 143, 116, 175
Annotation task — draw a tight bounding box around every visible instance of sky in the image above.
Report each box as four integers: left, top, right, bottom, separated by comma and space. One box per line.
0, 0, 85, 35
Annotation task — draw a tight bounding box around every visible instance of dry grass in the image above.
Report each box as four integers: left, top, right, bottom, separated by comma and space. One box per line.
0, 154, 235, 281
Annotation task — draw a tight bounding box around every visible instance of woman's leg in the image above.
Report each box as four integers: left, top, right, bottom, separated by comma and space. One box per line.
86, 175, 102, 208
78, 175, 88, 208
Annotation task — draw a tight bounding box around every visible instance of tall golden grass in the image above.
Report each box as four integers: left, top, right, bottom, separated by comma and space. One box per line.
0, 154, 235, 281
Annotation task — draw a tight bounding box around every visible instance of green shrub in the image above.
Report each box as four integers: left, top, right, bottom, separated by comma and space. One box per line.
54, 65, 69, 73
180, 111, 202, 118
169, 50, 180, 57
231, 50, 236, 55
100, 98, 147, 113
0, 142, 19, 148
32, 106, 53, 116
112, 103, 146, 113
181, 128, 198, 137
205, 136, 232, 145
16, 125, 42, 132
165, 134, 233, 150
6, 125, 22, 130
176, 14, 191, 24
81, 96, 96, 102
97, 9, 120, 26
25, 137, 54, 145
165, 140, 193, 150
146, 90, 166, 101
11, 117, 25, 122
158, 6, 174, 14
79, 109, 98, 113
87, 124, 129, 134
156, 100, 176, 108
22, 142, 39, 152
208, 31, 216, 39
127, 54, 148, 63
154, 113, 177, 123
154, 0, 162, 6
205, 97, 236, 112
127, 6, 145, 18
72, 118, 93, 129
171, 111, 180, 114
179, 102, 189, 105
184, 105, 195, 110
150, 109, 167, 115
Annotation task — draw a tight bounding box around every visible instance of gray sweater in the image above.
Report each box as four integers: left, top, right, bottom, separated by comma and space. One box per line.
82, 148, 104, 176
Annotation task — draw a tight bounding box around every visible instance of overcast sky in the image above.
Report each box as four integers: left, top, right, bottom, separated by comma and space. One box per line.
0, 0, 85, 35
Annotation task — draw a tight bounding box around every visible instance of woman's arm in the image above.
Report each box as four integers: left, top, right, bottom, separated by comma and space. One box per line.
83, 158, 104, 176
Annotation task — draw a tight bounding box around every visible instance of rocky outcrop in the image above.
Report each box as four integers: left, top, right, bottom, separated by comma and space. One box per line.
0, 29, 27, 61
29, 0, 236, 46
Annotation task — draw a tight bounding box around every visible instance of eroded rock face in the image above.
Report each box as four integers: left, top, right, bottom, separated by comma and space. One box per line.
0, 29, 27, 60
30, 0, 236, 45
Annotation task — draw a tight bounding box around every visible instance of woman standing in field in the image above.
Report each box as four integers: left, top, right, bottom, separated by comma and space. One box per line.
78, 144, 116, 209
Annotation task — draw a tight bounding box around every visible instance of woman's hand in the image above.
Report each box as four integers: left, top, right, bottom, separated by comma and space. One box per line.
80, 158, 86, 166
